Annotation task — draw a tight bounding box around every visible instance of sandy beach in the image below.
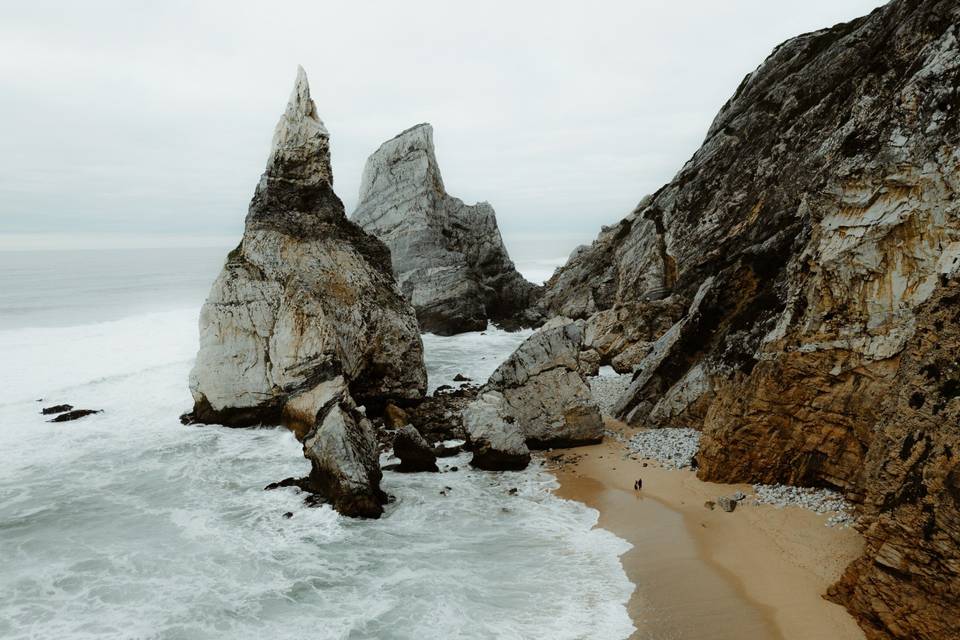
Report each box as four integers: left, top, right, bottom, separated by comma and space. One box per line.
550, 419, 865, 640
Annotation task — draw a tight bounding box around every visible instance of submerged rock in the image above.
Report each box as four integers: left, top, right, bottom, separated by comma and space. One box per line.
352, 123, 542, 335
48, 409, 102, 423
392, 424, 439, 473
185, 67, 426, 518
40, 404, 73, 415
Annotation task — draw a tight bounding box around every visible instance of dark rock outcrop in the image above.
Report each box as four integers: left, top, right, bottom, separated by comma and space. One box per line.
186, 67, 427, 518
48, 409, 102, 423
40, 404, 73, 415
392, 424, 439, 472
352, 123, 542, 335
540, 1, 960, 636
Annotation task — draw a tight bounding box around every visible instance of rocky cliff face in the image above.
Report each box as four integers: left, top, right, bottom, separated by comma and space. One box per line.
352, 124, 542, 335
186, 67, 426, 517
827, 278, 960, 639
542, 1, 960, 637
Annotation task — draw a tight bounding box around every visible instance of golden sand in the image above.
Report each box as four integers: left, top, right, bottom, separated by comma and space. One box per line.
549, 420, 865, 640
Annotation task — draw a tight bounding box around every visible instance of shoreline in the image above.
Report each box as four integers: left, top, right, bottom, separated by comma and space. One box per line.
548, 419, 865, 640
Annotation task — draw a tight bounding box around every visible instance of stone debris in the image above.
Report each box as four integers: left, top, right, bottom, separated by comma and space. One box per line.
752, 484, 856, 528
627, 428, 700, 469
391, 424, 439, 473
588, 372, 632, 415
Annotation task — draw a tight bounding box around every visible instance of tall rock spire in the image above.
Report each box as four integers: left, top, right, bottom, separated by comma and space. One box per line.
352, 123, 543, 335
246, 66, 344, 233
265, 65, 332, 187
186, 66, 426, 518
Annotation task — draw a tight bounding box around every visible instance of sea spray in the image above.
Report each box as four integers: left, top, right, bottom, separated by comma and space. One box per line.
0, 312, 633, 639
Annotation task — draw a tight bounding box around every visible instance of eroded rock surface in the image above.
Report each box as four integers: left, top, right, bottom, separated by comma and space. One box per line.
462, 318, 604, 464
298, 377, 386, 518
462, 391, 531, 471
827, 279, 960, 640
352, 123, 542, 335
541, 1, 960, 636
186, 67, 426, 518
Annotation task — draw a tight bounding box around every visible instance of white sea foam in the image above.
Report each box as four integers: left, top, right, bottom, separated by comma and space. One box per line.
420, 326, 532, 392
0, 310, 634, 639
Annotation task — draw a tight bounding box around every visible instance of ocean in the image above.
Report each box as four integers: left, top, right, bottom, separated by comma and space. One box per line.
0, 247, 633, 639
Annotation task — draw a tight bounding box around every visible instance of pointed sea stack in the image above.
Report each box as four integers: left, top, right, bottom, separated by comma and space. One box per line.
186, 67, 427, 518
352, 124, 543, 335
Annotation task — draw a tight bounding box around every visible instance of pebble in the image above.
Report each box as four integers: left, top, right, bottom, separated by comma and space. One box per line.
752, 483, 857, 527
608, 417, 857, 527
588, 372, 633, 415
627, 428, 700, 469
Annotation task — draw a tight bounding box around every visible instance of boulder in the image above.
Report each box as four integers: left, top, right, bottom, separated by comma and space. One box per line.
392, 424, 439, 472
462, 391, 530, 471
40, 404, 73, 415
299, 377, 386, 518
484, 318, 604, 448
383, 403, 410, 429
184, 67, 426, 518
352, 123, 542, 335
433, 443, 463, 458
716, 496, 737, 513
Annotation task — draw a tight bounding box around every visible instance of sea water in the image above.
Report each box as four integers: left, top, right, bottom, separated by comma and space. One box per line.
0, 248, 633, 639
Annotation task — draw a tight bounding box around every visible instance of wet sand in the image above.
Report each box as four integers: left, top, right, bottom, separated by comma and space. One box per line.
550, 421, 865, 640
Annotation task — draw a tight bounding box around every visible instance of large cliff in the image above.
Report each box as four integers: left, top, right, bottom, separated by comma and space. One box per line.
542, 1, 960, 637
827, 277, 960, 639
352, 124, 542, 335
186, 67, 426, 517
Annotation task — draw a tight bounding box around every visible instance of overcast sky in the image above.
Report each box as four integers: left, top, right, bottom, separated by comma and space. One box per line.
0, 0, 885, 259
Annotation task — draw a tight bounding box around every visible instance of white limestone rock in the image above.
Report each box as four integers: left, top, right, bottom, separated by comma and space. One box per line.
352, 123, 542, 335
469, 318, 604, 449
185, 67, 426, 518
462, 391, 531, 471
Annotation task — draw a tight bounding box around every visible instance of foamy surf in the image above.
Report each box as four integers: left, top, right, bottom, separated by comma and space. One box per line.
0, 311, 634, 639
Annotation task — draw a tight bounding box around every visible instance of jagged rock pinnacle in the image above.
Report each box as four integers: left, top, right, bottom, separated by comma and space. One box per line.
187, 65, 426, 518
265, 65, 332, 187
352, 123, 543, 335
